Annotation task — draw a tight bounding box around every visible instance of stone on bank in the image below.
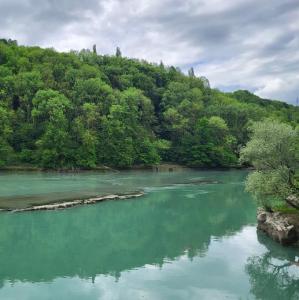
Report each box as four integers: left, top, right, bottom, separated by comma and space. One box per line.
257, 207, 299, 246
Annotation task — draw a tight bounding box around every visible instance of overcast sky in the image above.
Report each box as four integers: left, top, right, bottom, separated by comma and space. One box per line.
1, 0, 299, 104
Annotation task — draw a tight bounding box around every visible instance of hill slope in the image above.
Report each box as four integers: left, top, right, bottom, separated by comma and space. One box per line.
0, 39, 298, 168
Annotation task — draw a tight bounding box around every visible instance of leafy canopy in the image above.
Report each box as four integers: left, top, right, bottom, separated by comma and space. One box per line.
240, 120, 299, 209
0, 39, 298, 169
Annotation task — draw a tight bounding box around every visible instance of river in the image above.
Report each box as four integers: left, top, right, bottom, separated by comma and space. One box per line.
0, 170, 298, 299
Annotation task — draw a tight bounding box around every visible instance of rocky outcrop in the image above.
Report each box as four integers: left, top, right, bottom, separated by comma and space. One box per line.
6, 191, 145, 213
257, 208, 299, 245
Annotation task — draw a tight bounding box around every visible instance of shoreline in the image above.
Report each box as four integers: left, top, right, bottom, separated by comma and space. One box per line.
257, 208, 299, 246
1, 191, 145, 213
0, 163, 250, 172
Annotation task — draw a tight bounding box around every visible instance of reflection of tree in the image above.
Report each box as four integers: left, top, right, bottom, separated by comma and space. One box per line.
0, 171, 255, 285
246, 232, 299, 300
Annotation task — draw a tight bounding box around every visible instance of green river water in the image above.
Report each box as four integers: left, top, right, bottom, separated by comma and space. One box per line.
0, 170, 298, 300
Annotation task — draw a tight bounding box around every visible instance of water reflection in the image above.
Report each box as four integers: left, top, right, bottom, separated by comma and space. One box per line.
246, 232, 299, 300
0, 170, 298, 299
0, 171, 255, 286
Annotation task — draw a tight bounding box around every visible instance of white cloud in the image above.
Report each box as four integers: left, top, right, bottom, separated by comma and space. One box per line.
0, 0, 299, 104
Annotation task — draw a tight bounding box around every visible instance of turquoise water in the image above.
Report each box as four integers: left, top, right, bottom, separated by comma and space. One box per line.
0, 170, 298, 299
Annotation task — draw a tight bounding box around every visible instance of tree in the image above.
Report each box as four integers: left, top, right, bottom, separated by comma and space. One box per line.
0, 107, 13, 166
240, 120, 299, 209
188, 67, 195, 77
32, 89, 72, 168
73, 78, 114, 114
92, 44, 97, 54
199, 76, 210, 89
185, 116, 237, 167
116, 47, 122, 57
14, 71, 44, 121
0, 39, 298, 169
73, 103, 100, 168
98, 88, 160, 167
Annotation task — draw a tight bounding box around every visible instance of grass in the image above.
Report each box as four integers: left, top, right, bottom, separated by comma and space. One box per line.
273, 203, 299, 215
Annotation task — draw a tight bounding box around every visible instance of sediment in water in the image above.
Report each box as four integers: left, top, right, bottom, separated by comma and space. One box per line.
2, 191, 145, 213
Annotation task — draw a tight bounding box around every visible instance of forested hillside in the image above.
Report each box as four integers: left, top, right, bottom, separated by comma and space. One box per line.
0, 39, 298, 169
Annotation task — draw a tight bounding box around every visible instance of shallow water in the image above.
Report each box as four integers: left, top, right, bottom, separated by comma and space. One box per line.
0, 170, 298, 299
0, 169, 227, 209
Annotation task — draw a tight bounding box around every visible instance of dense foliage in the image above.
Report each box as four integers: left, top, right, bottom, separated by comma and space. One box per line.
0, 39, 299, 169
240, 120, 299, 209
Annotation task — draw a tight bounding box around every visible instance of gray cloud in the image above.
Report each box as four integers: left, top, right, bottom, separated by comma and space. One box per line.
0, 0, 298, 104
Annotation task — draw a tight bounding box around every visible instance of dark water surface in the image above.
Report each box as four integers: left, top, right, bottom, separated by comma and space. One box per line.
0, 170, 298, 299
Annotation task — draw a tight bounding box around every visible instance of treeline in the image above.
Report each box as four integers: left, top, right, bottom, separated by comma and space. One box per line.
0, 39, 298, 168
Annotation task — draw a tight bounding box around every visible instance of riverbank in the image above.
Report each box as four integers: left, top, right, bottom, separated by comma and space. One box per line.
0, 163, 247, 172
0, 165, 115, 172
257, 207, 299, 246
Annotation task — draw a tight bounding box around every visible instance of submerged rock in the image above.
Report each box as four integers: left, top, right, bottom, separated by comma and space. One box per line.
171, 179, 221, 186
186, 179, 221, 185
257, 208, 299, 245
